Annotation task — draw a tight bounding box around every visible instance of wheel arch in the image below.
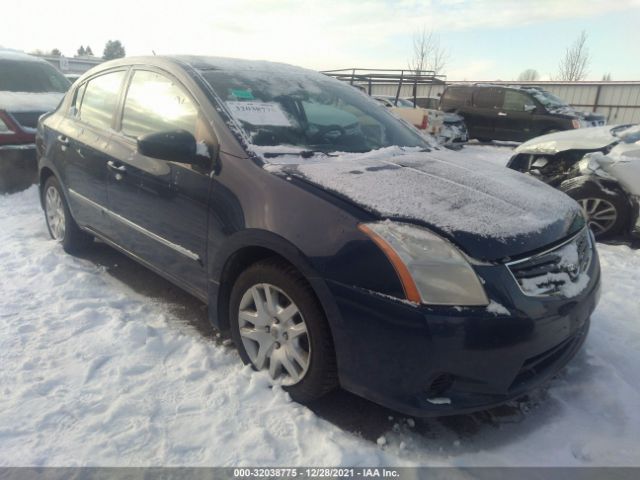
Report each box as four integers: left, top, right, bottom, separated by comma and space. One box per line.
560, 174, 634, 236
38, 166, 56, 207
209, 230, 342, 337
560, 174, 629, 198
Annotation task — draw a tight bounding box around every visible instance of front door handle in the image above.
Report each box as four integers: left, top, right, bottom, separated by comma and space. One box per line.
107, 160, 127, 173
497, 111, 508, 117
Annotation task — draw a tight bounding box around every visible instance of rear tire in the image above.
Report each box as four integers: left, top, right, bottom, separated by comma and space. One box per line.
229, 258, 337, 403
43, 176, 93, 254
560, 178, 630, 239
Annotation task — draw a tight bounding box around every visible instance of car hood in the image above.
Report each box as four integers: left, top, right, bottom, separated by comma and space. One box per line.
515, 126, 619, 155
0, 91, 64, 113
279, 148, 584, 261
443, 112, 464, 123
547, 105, 605, 120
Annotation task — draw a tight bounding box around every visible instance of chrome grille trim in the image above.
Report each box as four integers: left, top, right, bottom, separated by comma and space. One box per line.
506, 228, 593, 297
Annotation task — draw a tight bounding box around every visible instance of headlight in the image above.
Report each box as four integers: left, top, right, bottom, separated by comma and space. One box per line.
359, 221, 489, 306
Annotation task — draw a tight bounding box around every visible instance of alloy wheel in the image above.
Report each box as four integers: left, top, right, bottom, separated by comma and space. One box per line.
578, 197, 618, 236
45, 186, 66, 241
237, 283, 311, 385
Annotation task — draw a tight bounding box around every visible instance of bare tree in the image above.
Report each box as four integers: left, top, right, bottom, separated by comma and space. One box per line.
557, 31, 590, 81
408, 29, 448, 75
517, 69, 540, 81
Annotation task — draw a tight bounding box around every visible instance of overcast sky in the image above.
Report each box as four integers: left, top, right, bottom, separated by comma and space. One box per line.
3, 0, 639, 80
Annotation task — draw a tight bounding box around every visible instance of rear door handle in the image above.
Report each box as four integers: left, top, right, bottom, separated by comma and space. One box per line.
497, 112, 508, 117
57, 135, 69, 148
107, 160, 127, 172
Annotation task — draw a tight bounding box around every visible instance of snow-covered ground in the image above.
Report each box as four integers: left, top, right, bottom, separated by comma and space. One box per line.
1, 144, 639, 466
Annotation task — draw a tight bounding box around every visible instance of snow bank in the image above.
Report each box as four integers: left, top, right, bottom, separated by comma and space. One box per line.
0, 188, 396, 467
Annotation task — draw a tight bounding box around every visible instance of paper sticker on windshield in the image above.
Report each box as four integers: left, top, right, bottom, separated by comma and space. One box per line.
226, 101, 291, 127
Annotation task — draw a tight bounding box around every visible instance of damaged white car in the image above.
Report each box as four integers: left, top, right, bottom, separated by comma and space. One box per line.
508, 125, 640, 238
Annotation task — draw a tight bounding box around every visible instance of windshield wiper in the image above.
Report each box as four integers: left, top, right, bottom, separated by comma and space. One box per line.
262, 150, 337, 159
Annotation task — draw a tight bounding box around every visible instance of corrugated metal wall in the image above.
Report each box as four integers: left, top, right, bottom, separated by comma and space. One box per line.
367, 81, 640, 124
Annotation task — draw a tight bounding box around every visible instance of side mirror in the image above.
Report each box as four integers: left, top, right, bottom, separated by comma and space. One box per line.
137, 129, 197, 163
524, 104, 537, 113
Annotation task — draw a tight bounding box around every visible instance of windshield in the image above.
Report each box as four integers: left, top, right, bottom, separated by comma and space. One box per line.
394, 98, 414, 108
0, 59, 71, 93
528, 89, 568, 109
201, 69, 429, 154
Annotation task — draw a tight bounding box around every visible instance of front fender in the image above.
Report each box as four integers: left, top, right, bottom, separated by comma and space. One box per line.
207, 229, 344, 334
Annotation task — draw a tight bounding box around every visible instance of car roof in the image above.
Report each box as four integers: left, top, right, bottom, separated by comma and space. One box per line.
0, 49, 48, 63
88, 55, 319, 76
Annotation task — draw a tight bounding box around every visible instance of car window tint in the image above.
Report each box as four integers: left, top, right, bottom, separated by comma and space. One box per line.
442, 87, 468, 106
473, 88, 503, 109
503, 90, 533, 112
121, 70, 197, 139
79, 71, 125, 130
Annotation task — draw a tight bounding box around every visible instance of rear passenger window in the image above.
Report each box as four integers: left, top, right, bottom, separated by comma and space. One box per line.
503, 90, 534, 112
473, 88, 503, 109
78, 71, 125, 130
442, 87, 468, 106
121, 70, 198, 139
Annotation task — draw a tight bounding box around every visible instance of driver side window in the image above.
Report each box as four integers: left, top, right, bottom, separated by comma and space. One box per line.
503, 90, 534, 112
121, 70, 198, 139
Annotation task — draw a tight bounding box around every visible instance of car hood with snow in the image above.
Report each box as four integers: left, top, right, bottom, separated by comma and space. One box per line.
547, 105, 605, 126
273, 148, 584, 261
515, 124, 638, 155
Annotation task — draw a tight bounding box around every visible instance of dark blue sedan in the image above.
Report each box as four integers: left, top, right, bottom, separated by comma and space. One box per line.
36, 56, 600, 416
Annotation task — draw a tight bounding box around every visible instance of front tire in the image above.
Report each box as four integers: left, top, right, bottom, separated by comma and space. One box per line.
560, 178, 630, 239
229, 258, 337, 403
43, 176, 93, 253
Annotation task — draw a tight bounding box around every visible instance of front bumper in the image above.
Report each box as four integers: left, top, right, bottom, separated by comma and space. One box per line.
328, 248, 601, 417
630, 196, 640, 238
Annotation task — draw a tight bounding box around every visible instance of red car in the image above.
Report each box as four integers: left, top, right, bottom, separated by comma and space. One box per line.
0, 50, 69, 192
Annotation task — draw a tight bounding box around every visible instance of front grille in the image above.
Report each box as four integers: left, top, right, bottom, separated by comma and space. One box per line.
9, 111, 44, 129
507, 229, 592, 297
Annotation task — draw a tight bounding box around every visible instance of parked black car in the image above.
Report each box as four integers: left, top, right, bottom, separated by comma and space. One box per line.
37, 56, 600, 417
439, 84, 605, 142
